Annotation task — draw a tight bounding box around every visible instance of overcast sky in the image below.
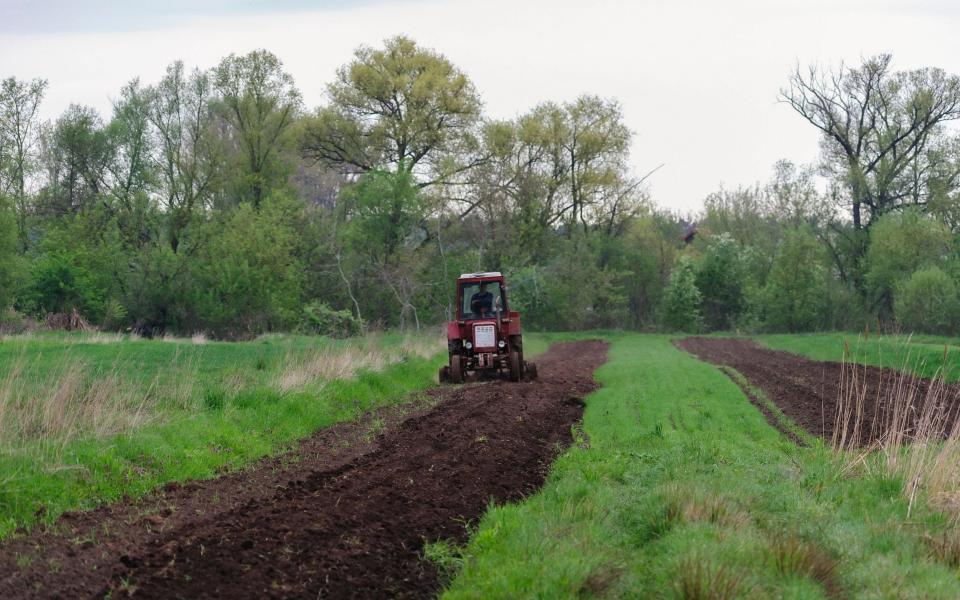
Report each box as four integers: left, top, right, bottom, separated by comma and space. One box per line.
2, 0, 959, 213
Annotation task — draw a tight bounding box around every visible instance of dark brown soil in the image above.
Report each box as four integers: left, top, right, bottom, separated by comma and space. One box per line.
0, 340, 607, 599
675, 337, 960, 445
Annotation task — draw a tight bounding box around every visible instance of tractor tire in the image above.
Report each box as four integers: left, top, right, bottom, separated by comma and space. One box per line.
508, 349, 522, 382
438, 365, 450, 383
450, 354, 465, 384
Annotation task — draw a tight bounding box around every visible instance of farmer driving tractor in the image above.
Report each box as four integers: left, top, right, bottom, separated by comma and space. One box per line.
470, 282, 496, 317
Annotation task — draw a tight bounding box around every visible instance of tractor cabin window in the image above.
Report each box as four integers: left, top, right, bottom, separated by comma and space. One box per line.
460, 281, 505, 320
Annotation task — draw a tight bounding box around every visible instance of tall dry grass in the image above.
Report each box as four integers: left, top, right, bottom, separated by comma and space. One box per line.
274, 333, 443, 392
0, 356, 196, 450
0, 331, 443, 449
833, 338, 960, 517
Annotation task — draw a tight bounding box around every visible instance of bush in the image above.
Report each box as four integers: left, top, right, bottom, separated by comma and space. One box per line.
866, 210, 951, 317
894, 266, 959, 334
18, 251, 105, 321
695, 233, 745, 330
761, 228, 829, 332
0, 202, 21, 310
661, 255, 703, 332
300, 301, 361, 338
194, 201, 302, 337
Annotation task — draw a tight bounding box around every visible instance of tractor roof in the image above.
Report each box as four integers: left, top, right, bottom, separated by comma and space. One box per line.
458, 271, 502, 280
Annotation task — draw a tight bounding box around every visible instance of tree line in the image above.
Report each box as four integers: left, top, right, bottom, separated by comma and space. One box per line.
1, 40, 959, 337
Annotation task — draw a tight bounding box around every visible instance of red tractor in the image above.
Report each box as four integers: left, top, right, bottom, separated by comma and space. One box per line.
439, 271, 537, 383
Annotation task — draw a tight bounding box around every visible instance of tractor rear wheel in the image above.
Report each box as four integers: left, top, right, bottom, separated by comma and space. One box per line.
450, 354, 464, 383
508, 349, 521, 381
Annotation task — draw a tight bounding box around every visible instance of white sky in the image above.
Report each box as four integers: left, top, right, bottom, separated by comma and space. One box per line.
2, 0, 959, 214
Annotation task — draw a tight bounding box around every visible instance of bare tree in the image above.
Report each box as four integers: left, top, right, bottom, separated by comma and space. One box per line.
781, 54, 960, 230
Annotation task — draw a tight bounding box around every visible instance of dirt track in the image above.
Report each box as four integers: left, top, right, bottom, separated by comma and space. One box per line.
0, 340, 606, 599
675, 337, 960, 444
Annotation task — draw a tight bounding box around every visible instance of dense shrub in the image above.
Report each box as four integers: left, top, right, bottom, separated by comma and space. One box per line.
661, 255, 703, 332
866, 210, 951, 316
695, 233, 745, 330
761, 228, 829, 332
18, 251, 105, 321
0, 202, 20, 309
194, 202, 302, 337
301, 301, 361, 337
894, 266, 959, 335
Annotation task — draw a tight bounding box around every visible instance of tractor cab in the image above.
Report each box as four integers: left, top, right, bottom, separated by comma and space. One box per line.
440, 272, 536, 383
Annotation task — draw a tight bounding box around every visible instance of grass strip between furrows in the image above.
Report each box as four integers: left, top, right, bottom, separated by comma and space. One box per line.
756, 332, 960, 382
719, 365, 817, 448
438, 333, 960, 598
0, 333, 443, 539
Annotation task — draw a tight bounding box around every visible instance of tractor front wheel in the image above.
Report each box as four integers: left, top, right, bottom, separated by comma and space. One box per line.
508, 349, 522, 382
450, 354, 465, 383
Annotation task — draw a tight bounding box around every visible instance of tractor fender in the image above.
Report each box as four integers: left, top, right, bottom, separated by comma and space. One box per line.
446, 321, 461, 341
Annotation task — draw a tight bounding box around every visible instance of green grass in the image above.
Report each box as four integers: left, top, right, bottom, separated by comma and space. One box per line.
0, 331, 443, 538
439, 333, 960, 598
756, 332, 960, 381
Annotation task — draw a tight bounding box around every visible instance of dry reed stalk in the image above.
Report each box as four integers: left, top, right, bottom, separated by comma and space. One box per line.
833, 337, 960, 517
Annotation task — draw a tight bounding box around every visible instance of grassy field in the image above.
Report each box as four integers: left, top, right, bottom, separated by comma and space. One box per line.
757, 332, 960, 381
0, 331, 443, 538
437, 333, 960, 598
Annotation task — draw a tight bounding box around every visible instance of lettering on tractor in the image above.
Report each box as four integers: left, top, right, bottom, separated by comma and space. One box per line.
439, 271, 538, 383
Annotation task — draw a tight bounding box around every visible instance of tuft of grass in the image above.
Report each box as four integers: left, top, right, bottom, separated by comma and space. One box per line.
673, 556, 746, 600
423, 539, 465, 585
924, 529, 960, 569
769, 534, 841, 597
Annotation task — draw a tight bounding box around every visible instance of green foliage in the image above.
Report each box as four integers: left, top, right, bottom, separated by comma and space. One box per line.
895, 266, 959, 334
0, 200, 20, 308
695, 233, 746, 330
300, 301, 360, 338
661, 255, 702, 332
19, 251, 105, 320
302, 35, 481, 179
866, 210, 951, 315
506, 238, 627, 330
194, 200, 302, 337
761, 228, 829, 332
338, 168, 426, 261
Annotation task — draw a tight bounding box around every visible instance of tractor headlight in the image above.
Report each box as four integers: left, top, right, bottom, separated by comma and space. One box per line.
498, 340, 506, 348
465, 341, 473, 350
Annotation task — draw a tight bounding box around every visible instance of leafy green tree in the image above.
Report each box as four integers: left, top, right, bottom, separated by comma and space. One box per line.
661, 255, 703, 332
214, 50, 301, 207
0, 77, 47, 250
0, 199, 20, 308
865, 210, 951, 316
148, 61, 221, 253
761, 228, 828, 332
695, 233, 745, 330
895, 266, 959, 334
19, 251, 105, 320
194, 199, 302, 336
301, 35, 481, 185
37, 104, 111, 216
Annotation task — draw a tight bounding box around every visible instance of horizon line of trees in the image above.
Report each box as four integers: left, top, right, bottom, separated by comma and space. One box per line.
2, 40, 960, 338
